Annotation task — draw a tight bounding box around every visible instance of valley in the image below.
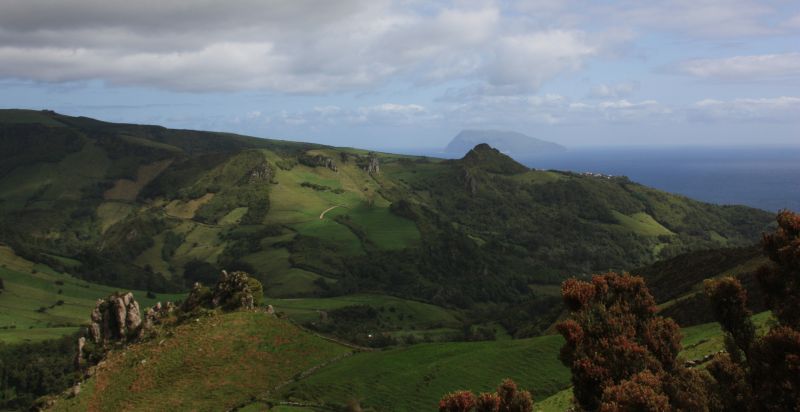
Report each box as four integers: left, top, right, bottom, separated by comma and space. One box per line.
0, 110, 783, 411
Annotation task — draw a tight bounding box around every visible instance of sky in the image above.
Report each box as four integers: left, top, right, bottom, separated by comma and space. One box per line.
0, 0, 799, 150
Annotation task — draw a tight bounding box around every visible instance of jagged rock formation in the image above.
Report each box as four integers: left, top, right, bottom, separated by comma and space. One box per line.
182, 270, 263, 312
88, 292, 142, 345
298, 153, 338, 172
143, 301, 176, 330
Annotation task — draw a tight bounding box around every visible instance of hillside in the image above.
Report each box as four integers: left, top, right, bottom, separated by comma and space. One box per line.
41, 302, 769, 412
444, 129, 565, 156
0, 109, 773, 338
638, 245, 769, 326
49, 312, 352, 411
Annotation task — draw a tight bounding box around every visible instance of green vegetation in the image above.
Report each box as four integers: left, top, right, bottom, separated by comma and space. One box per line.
0, 109, 774, 349
0, 334, 78, 410
278, 334, 570, 411
51, 312, 352, 411
0, 245, 183, 343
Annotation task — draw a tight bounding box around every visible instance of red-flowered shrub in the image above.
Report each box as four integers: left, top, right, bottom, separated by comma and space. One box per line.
439, 390, 476, 412
704, 210, 800, 411
438, 379, 532, 412
557, 272, 708, 411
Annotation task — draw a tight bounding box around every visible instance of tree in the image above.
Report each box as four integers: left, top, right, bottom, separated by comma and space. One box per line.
438, 379, 533, 412
557, 272, 708, 411
704, 210, 800, 411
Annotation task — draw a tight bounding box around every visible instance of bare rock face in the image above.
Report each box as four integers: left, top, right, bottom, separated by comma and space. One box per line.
88, 292, 143, 345
74, 336, 86, 369
365, 153, 380, 174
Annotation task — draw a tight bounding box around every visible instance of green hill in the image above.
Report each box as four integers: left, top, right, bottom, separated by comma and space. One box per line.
0, 109, 773, 340
638, 245, 769, 326
50, 312, 352, 411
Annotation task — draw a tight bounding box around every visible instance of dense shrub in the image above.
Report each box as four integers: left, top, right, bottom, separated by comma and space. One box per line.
704, 210, 800, 411
557, 272, 708, 411
438, 379, 532, 412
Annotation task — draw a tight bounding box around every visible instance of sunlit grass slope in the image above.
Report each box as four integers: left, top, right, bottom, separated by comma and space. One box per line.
51, 312, 351, 412
278, 334, 570, 412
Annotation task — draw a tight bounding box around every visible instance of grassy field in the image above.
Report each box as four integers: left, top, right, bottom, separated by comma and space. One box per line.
612, 211, 674, 237
51, 312, 352, 412
536, 388, 573, 412
680, 310, 773, 360
271, 294, 460, 329
0, 246, 184, 343
278, 334, 570, 412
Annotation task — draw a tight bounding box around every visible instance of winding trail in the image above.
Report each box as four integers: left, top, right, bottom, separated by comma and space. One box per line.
319, 205, 342, 219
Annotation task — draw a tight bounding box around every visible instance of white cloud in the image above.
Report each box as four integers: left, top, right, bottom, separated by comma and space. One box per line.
0, 1, 613, 94
679, 53, 800, 80
689, 96, 800, 122
484, 30, 598, 93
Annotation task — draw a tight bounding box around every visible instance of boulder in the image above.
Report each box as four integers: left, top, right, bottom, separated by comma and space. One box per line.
88, 292, 143, 345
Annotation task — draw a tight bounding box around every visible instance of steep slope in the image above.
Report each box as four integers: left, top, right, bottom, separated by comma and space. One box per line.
638, 245, 769, 326
0, 109, 773, 330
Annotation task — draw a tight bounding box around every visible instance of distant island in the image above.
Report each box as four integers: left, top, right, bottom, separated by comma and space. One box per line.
444, 129, 566, 156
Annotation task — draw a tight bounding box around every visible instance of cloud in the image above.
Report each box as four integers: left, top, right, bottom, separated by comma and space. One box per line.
0, 1, 613, 94
483, 30, 598, 93
589, 82, 639, 98
678, 53, 800, 80
689, 96, 800, 122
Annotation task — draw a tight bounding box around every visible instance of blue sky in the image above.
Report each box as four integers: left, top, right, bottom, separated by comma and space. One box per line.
0, 0, 799, 150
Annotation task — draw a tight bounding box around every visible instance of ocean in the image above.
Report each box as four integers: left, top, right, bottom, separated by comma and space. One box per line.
403, 146, 800, 212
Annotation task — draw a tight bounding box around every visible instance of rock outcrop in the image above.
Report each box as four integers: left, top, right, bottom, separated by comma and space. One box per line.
88, 292, 143, 345
245, 161, 274, 184
298, 153, 338, 172
181, 270, 263, 312
212, 270, 257, 310
143, 301, 176, 330
364, 153, 380, 174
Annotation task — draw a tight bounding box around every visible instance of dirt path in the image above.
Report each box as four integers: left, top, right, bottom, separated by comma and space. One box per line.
319, 205, 342, 219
